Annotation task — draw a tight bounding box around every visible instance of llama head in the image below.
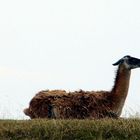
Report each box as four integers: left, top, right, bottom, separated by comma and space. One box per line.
113, 55, 140, 70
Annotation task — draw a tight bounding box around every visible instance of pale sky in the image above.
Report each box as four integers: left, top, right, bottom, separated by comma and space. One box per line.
0, 0, 140, 119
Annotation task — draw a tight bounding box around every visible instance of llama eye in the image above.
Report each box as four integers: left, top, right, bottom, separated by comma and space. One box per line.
129, 59, 138, 65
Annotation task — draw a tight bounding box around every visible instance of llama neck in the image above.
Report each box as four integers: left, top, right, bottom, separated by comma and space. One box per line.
111, 64, 131, 115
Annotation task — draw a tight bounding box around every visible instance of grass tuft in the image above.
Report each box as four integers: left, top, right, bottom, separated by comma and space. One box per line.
0, 118, 140, 140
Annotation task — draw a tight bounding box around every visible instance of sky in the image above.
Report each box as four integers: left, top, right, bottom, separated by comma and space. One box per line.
0, 0, 140, 119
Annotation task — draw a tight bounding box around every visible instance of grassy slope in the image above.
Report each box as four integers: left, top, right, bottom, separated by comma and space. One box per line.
0, 119, 140, 140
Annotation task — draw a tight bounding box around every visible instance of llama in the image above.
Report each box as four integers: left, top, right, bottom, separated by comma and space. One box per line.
24, 55, 140, 119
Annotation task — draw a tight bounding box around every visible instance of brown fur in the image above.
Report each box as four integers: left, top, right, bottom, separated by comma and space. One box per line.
24, 63, 132, 119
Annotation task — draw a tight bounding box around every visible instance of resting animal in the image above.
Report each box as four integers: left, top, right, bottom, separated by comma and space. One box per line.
24, 55, 140, 119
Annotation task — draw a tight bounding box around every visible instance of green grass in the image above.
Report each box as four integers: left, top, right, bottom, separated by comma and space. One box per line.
0, 118, 140, 140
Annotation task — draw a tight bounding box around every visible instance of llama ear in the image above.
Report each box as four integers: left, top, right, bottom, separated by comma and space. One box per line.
112, 59, 123, 66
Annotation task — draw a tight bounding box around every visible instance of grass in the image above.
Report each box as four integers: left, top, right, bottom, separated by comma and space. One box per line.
0, 118, 140, 140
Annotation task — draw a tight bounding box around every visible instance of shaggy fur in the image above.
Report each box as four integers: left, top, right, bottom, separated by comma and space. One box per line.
24, 56, 140, 119
24, 90, 117, 119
